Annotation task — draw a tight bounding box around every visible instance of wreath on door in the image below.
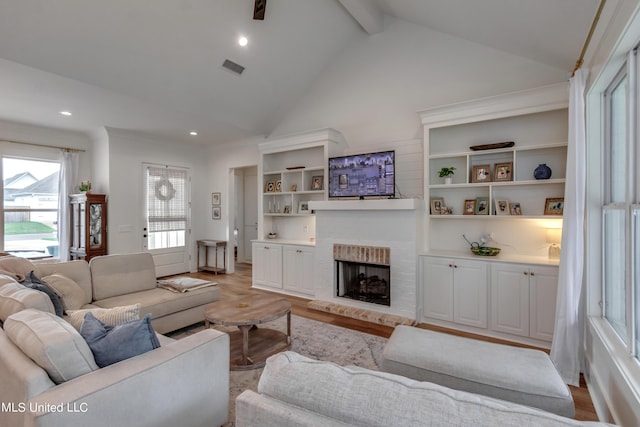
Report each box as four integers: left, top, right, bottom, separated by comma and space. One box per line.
155, 178, 176, 201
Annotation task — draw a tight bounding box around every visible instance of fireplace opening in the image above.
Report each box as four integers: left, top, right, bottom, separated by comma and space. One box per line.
336, 260, 390, 306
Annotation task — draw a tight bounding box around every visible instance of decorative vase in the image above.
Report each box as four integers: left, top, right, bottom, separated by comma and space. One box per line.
444, 177, 452, 185
534, 163, 552, 180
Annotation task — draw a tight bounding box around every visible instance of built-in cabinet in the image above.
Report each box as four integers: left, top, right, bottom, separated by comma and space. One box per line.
491, 263, 558, 341
422, 256, 487, 328
252, 242, 283, 289
282, 245, 315, 296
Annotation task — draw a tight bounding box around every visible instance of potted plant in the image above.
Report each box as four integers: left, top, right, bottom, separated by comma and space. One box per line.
438, 167, 456, 184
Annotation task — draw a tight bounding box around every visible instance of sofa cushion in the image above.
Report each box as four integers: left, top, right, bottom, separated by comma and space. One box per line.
0, 281, 55, 321
80, 312, 161, 367
90, 253, 157, 300
94, 286, 219, 319
257, 352, 601, 427
42, 273, 86, 311
0, 256, 37, 281
36, 260, 93, 304
22, 271, 65, 317
3, 308, 98, 384
66, 303, 141, 330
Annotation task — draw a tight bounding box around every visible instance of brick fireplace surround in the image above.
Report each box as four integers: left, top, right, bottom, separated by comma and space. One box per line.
309, 199, 424, 322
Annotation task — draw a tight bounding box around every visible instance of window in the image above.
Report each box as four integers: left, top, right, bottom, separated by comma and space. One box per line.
2, 157, 60, 258
602, 48, 640, 356
145, 165, 188, 250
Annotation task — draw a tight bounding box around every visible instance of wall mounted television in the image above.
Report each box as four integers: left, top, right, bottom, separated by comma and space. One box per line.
328, 150, 395, 199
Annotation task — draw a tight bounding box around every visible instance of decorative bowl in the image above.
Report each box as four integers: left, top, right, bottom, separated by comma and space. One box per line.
470, 246, 501, 256
267, 233, 277, 239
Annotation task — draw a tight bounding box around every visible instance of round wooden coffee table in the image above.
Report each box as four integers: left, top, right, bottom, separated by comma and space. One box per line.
204, 293, 291, 370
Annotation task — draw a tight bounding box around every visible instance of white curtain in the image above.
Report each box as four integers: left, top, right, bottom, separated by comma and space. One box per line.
57, 151, 79, 261
550, 68, 588, 386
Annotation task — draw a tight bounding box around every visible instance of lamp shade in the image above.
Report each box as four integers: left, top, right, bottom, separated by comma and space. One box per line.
546, 228, 562, 244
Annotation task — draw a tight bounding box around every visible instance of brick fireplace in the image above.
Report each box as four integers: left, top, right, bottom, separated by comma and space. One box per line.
309, 199, 423, 321
334, 244, 391, 306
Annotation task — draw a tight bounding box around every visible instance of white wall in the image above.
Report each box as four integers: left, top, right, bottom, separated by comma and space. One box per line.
105, 128, 209, 264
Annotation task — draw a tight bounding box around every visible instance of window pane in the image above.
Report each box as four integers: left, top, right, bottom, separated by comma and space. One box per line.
2, 158, 60, 258
609, 76, 627, 203
604, 207, 628, 342
635, 206, 640, 357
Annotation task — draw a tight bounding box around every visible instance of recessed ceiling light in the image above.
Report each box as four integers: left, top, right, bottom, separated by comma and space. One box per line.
238, 36, 248, 47
59, 111, 72, 116
189, 131, 198, 136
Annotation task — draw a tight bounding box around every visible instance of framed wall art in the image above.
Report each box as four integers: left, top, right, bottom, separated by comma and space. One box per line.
211, 192, 221, 206
544, 198, 564, 215
471, 165, 491, 183
212, 207, 221, 220
493, 162, 513, 182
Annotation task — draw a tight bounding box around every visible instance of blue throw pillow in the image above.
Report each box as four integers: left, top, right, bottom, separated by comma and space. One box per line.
80, 312, 161, 368
21, 271, 64, 317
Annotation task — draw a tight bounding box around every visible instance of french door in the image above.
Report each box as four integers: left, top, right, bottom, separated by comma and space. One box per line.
142, 163, 191, 276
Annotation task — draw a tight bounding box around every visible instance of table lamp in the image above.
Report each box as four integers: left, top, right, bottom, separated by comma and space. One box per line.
546, 228, 562, 260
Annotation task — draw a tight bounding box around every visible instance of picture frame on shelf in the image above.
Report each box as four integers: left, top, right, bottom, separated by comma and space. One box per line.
509, 202, 523, 215
493, 162, 513, 182
290, 183, 297, 192
311, 176, 323, 190
463, 199, 476, 215
211, 192, 221, 206
474, 197, 489, 215
275, 180, 282, 192
283, 205, 291, 214
265, 180, 275, 193
298, 201, 310, 214
430, 197, 445, 215
471, 165, 491, 183
544, 197, 564, 215
212, 207, 221, 220
495, 198, 510, 215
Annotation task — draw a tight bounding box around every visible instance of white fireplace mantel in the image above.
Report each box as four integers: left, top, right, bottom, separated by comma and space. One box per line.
309, 198, 424, 211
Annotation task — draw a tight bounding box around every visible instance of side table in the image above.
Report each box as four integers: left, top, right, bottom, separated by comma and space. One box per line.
197, 239, 227, 274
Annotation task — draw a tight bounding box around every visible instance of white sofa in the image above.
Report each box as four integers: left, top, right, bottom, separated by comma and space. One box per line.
236, 352, 614, 427
0, 254, 230, 427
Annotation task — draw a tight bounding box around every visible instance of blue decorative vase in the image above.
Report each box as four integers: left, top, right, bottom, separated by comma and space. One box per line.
534, 163, 552, 180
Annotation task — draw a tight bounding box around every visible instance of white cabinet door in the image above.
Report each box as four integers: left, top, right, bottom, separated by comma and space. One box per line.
453, 260, 488, 328
283, 245, 315, 296
529, 265, 559, 341
252, 243, 282, 288
491, 263, 530, 337
422, 257, 455, 322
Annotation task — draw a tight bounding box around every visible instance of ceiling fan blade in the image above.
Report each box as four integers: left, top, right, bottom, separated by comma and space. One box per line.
253, 0, 266, 20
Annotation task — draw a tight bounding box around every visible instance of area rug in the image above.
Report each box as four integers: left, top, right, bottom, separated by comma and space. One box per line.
168, 315, 388, 426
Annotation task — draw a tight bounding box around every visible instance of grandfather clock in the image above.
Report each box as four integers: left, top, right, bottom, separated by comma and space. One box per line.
69, 193, 107, 261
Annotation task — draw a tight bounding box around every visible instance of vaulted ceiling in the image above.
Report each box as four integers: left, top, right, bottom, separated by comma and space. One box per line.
0, 0, 601, 146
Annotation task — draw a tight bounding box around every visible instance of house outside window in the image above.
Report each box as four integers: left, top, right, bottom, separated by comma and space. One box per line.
2, 157, 60, 258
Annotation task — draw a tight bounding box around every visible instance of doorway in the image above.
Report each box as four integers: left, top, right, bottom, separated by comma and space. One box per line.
231, 166, 258, 265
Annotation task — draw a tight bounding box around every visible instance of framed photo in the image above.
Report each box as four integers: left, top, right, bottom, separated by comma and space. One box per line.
211, 192, 221, 206
283, 205, 291, 214
290, 183, 298, 192
212, 207, 221, 220
298, 201, 310, 214
493, 162, 513, 182
544, 198, 564, 215
463, 199, 476, 215
275, 179, 282, 192
265, 180, 275, 193
430, 197, 445, 215
474, 197, 489, 215
509, 202, 523, 215
471, 165, 491, 183
495, 198, 510, 215
311, 176, 324, 190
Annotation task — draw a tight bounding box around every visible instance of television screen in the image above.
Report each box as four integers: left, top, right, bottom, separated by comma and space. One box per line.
328, 150, 395, 198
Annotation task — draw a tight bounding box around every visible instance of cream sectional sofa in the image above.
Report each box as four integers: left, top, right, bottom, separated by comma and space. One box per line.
236, 352, 614, 427
0, 253, 229, 427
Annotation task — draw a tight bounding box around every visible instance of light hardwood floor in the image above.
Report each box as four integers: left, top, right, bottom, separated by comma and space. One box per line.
185, 262, 598, 422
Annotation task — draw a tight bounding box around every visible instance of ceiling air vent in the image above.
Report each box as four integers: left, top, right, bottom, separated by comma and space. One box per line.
222, 59, 245, 75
